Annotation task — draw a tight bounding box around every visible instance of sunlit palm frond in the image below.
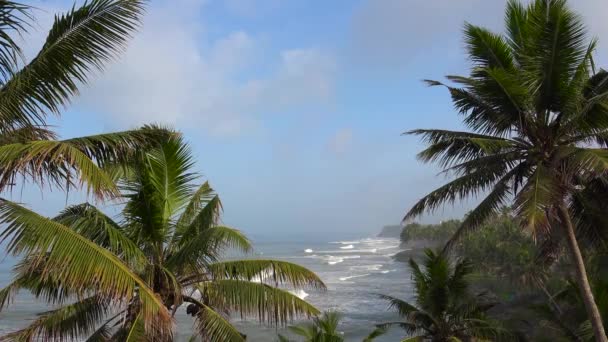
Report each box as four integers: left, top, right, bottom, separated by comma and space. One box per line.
64, 125, 177, 167
207, 259, 326, 290
0, 0, 146, 128
173, 195, 222, 249
54, 203, 147, 267
443, 163, 527, 251
197, 280, 320, 325
0, 199, 170, 330
175, 181, 216, 229
167, 226, 252, 274
378, 294, 420, 318
144, 135, 197, 214
525, 0, 588, 114
464, 23, 514, 71
513, 165, 561, 236
0, 126, 176, 198
0, 140, 119, 199
0, 278, 19, 311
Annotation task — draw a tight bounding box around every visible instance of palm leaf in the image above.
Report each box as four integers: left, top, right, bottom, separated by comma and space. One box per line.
0, 140, 119, 198
0, 1, 31, 83
0, 296, 108, 341
53, 203, 147, 268
0, 0, 146, 127
0, 199, 170, 331
197, 280, 320, 325
194, 302, 245, 342
0, 126, 175, 198
207, 259, 325, 289
167, 226, 253, 273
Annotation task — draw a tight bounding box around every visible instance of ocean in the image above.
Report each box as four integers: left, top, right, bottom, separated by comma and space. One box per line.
0, 237, 411, 341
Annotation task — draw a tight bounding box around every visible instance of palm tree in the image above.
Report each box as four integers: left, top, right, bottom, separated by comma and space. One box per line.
0, 137, 325, 341
278, 311, 344, 342
0, 0, 172, 199
403, 0, 608, 339
376, 249, 502, 341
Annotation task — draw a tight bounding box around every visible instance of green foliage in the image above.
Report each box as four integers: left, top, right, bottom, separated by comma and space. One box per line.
377, 249, 508, 341
403, 1, 608, 337
0, 138, 325, 341
400, 220, 461, 244
534, 255, 608, 341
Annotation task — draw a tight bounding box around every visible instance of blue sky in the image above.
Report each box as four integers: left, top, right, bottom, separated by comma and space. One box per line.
11, 0, 608, 240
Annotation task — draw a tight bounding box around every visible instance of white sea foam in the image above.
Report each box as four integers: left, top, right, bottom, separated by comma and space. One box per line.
330, 240, 362, 245
304, 249, 313, 253
339, 274, 370, 281
316, 249, 377, 254
340, 244, 354, 250
350, 264, 383, 272
289, 289, 309, 299
327, 256, 344, 265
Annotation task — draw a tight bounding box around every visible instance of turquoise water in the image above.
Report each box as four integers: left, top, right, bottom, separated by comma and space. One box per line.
0, 237, 410, 341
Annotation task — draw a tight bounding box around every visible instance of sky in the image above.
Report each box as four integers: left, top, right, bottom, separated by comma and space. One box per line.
9, 0, 608, 240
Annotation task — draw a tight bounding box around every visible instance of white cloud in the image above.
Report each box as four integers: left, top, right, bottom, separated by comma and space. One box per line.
58, 0, 336, 136
349, 0, 608, 69
327, 128, 353, 155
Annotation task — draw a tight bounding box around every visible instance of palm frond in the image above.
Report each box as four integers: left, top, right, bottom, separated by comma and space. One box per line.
0, 1, 31, 83
0, 199, 171, 330
197, 280, 320, 325
207, 259, 325, 290
192, 301, 245, 342
513, 165, 561, 235
167, 226, 252, 273
53, 203, 147, 267
175, 181, 216, 230
363, 326, 388, 342
0, 0, 146, 127
0, 296, 108, 341
173, 194, 222, 249
0, 125, 175, 197
464, 23, 514, 70
443, 162, 527, 251
0, 140, 119, 198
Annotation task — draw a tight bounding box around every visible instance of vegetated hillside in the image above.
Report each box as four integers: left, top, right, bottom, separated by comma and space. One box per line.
376, 225, 402, 238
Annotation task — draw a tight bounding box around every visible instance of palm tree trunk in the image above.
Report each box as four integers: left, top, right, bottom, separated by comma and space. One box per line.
558, 204, 607, 342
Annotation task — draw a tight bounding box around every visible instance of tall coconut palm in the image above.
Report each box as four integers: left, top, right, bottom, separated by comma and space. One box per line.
403, 0, 608, 339
376, 249, 502, 341
0, 137, 325, 341
0, 0, 172, 199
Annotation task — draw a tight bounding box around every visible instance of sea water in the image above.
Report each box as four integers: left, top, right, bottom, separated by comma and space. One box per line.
0, 237, 411, 341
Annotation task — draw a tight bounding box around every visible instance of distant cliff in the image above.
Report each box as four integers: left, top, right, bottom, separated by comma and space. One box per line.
377, 225, 402, 238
